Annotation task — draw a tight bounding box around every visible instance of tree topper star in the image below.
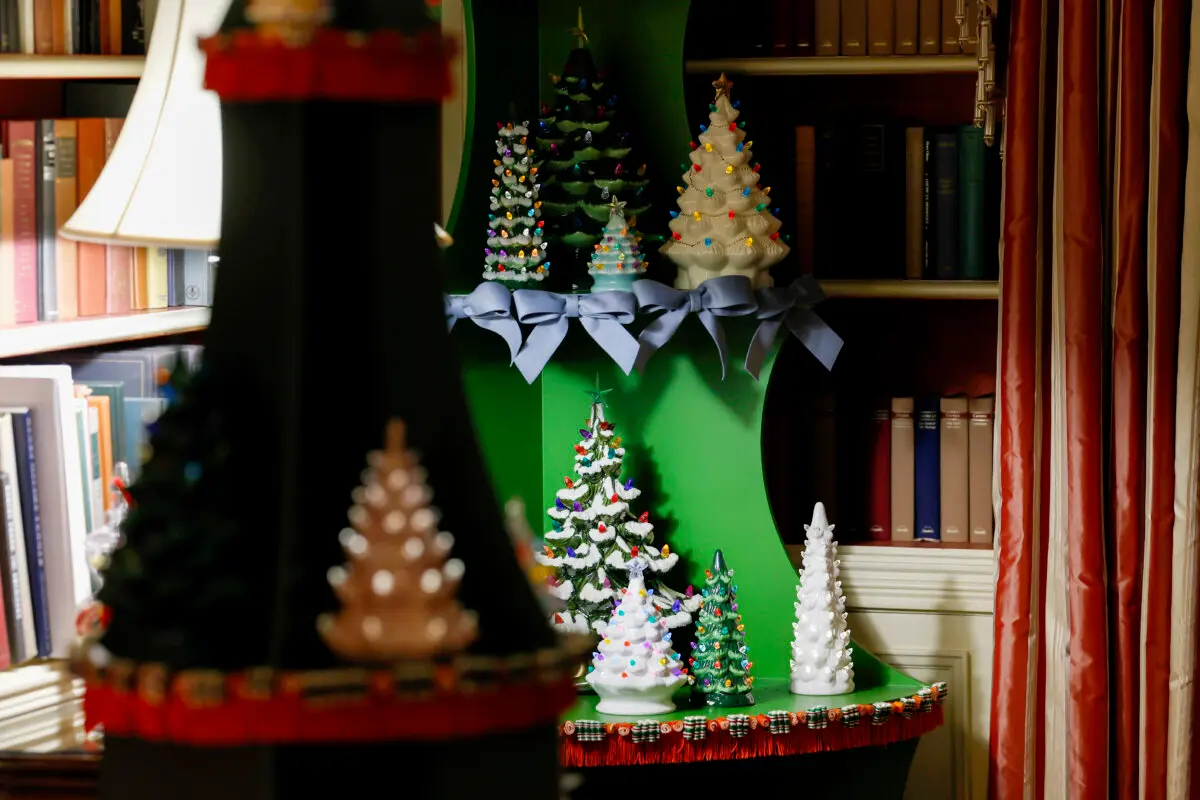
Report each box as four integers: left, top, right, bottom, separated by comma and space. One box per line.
712, 71, 734, 100
607, 196, 628, 214
570, 7, 588, 48
585, 374, 613, 406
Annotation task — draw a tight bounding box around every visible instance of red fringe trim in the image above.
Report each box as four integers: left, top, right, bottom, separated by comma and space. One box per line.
85, 677, 576, 746
559, 706, 943, 767
200, 28, 456, 103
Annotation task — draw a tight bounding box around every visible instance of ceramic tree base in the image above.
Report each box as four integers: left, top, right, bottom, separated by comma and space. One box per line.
673, 263, 775, 291
590, 675, 686, 715
789, 674, 855, 696
590, 271, 642, 293
694, 689, 756, 708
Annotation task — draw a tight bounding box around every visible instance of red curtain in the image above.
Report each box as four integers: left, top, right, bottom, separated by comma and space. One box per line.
989, 0, 1196, 797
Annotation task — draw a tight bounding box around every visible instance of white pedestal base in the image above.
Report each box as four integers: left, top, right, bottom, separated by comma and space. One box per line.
789, 675, 855, 696
588, 674, 685, 716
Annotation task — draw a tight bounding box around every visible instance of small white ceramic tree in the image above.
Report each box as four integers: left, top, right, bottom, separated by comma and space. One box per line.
586, 551, 688, 714
789, 502, 855, 695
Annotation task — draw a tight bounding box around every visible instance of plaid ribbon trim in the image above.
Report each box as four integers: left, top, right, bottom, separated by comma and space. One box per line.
767, 709, 791, 735
931, 681, 949, 704
727, 714, 751, 739
632, 720, 661, 744
573, 719, 606, 742
900, 697, 917, 718
805, 705, 829, 730
871, 701, 892, 725
683, 715, 708, 741
840, 704, 862, 728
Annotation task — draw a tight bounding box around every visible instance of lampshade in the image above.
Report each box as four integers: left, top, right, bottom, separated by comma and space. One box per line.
60, 0, 228, 248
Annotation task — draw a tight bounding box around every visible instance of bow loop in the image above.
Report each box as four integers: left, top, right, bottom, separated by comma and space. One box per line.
444, 282, 522, 364
745, 276, 842, 379
512, 290, 639, 383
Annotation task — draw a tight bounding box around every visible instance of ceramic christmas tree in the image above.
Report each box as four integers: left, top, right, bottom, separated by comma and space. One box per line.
789, 502, 855, 695
537, 9, 650, 274
588, 197, 648, 292
536, 384, 700, 635
586, 551, 688, 714
482, 120, 550, 284
318, 419, 478, 661
661, 72, 789, 291
689, 550, 755, 707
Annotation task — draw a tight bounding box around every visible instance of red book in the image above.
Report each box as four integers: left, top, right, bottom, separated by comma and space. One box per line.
866, 399, 892, 540
8, 122, 39, 325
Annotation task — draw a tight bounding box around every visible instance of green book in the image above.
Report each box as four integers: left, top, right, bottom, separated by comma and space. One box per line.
81, 381, 126, 466
958, 125, 986, 279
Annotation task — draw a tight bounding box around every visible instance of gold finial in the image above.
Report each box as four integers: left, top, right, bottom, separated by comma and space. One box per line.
245, 0, 332, 46
570, 6, 588, 48
712, 71, 734, 100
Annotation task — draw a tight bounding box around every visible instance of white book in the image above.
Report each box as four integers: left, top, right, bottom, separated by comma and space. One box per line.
0, 366, 89, 657
0, 411, 37, 662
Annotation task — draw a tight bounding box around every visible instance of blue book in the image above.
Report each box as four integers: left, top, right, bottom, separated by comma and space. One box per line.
9, 411, 52, 656
914, 397, 941, 541
123, 398, 168, 481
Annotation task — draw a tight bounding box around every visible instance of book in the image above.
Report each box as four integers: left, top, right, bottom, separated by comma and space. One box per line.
0, 412, 35, 664
866, 399, 891, 541
794, 0, 815, 55
815, 0, 840, 55
54, 119, 79, 321
895, 0, 919, 53
959, 125, 986, 279
933, 130, 959, 279
4, 408, 51, 657
918, 0, 940, 53
940, 0, 960, 52
0, 155, 13, 328
939, 397, 970, 542
37, 119, 57, 322
840, 0, 867, 54
866, 0, 893, 54
914, 397, 940, 541
9, 121, 38, 324
968, 396, 995, 544
905, 127, 925, 279
890, 397, 915, 541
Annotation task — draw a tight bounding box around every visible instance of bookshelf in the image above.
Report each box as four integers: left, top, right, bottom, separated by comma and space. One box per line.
685, 56, 977, 77
0, 308, 210, 359
0, 56, 144, 80
821, 280, 1000, 300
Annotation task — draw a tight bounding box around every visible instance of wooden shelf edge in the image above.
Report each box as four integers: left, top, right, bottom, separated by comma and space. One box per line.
0, 308, 210, 359
820, 279, 1000, 300
0, 55, 144, 79
685, 55, 978, 77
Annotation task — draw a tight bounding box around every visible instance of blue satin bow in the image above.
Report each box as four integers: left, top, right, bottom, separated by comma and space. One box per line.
632, 276, 759, 378
745, 275, 843, 379
444, 282, 523, 364
512, 290, 640, 383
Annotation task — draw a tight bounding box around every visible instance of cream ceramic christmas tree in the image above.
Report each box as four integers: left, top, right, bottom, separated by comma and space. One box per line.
660, 72, 789, 291
789, 502, 855, 695
586, 551, 688, 714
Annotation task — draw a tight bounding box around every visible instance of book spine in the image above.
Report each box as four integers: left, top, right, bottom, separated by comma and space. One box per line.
815, 0, 840, 55
794, 0, 815, 55
11, 412, 50, 657
939, 397, 970, 542
914, 397, 940, 541
146, 246, 168, 308
183, 248, 209, 305
0, 472, 26, 665
36, 120, 57, 322
940, 0, 960, 52
10, 123, 37, 324
771, 0, 793, 56
120, 0, 141, 53
866, 402, 891, 541
866, 0, 893, 54
795, 126, 816, 275
922, 130, 935, 278
895, 0, 919, 53
840, 0, 866, 54
968, 396, 995, 544
105, 245, 132, 313
0, 158, 13, 328
32, 0, 51, 52
132, 247, 149, 309
958, 124, 985, 279
53, 119, 78, 320
963, 0, 978, 53
890, 397, 915, 541
168, 248, 185, 306
905, 127, 925, 279
918, 0, 940, 53
934, 131, 958, 279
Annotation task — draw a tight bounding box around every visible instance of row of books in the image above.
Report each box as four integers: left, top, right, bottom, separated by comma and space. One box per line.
0, 344, 194, 667
691, 0, 978, 59
0, 118, 215, 329
793, 123, 999, 281
0, 0, 146, 55
872, 395, 994, 544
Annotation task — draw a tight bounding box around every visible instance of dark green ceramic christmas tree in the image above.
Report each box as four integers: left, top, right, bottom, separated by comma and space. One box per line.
536, 9, 650, 267
689, 550, 755, 708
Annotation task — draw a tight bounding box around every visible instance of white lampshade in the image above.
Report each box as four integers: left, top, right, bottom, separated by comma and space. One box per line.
60, 0, 229, 248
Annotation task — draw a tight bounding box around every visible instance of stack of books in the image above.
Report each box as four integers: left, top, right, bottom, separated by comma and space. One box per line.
0, 0, 147, 55
0, 344, 199, 667
0, 119, 215, 329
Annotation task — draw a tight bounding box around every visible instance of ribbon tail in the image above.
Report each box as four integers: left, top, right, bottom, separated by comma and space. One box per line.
581, 318, 640, 375
634, 309, 687, 373
787, 308, 844, 371
697, 310, 729, 380
514, 319, 569, 384
446, 316, 458, 331
474, 317, 524, 365
744, 318, 785, 380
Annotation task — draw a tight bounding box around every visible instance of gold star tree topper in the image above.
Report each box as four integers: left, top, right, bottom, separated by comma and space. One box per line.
570, 7, 589, 48
712, 71, 734, 101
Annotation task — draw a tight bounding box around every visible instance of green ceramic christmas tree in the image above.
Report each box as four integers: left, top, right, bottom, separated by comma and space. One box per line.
537, 9, 650, 261
588, 197, 648, 293
689, 550, 755, 707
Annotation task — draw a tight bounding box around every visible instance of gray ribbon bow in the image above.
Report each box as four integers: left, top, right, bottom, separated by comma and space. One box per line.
632, 276, 759, 378
445, 282, 523, 364
745, 275, 843, 378
512, 291, 640, 383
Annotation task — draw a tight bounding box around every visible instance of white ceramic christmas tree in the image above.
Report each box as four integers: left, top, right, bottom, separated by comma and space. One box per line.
660, 72, 789, 291
588, 197, 648, 293
586, 550, 689, 714
789, 502, 855, 695
482, 121, 549, 284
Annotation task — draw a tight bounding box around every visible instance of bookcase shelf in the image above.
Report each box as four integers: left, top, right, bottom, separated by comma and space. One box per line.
0, 55, 144, 80
821, 279, 1000, 300
684, 56, 978, 77
0, 308, 210, 359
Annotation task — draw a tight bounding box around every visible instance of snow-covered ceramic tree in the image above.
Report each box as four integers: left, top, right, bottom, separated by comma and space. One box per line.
789, 502, 855, 695
586, 550, 688, 714
482, 121, 550, 284
588, 197, 648, 293
661, 72, 789, 291
536, 385, 699, 635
